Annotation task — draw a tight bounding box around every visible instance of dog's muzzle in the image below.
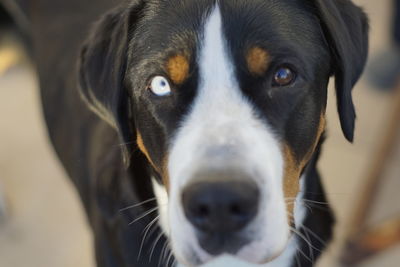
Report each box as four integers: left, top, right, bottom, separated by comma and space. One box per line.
182, 169, 260, 255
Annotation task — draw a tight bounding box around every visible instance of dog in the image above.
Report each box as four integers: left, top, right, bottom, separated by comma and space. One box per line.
0, 0, 368, 266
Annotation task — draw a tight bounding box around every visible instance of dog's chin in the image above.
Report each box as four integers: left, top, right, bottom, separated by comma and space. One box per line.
180, 252, 285, 267
176, 241, 288, 267
236, 244, 288, 265
256, 246, 287, 264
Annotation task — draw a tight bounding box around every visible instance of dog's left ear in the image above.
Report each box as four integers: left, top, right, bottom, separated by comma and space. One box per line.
315, 0, 369, 142
79, 1, 145, 164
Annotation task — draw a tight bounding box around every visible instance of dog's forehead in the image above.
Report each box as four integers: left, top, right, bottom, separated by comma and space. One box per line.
134, 0, 323, 58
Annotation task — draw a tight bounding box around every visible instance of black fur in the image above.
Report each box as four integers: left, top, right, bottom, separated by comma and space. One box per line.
0, 0, 368, 266
294, 136, 335, 267
315, 0, 369, 142
79, 1, 145, 164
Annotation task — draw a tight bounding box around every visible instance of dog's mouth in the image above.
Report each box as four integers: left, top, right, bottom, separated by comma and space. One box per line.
180, 236, 289, 266
169, 212, 291, 266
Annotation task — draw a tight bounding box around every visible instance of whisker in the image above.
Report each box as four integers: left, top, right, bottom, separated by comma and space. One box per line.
290, 227, 314, 263
120, 197, 157, 212
137, 215, 159, 261
129, 207, 159, 225
145, 222, 160, 244
301, 202, 331, 212
150, 231, 164, 262
303, 227, 315, 262
297, 244, 313, 263
285, 198, 327, 213
298, 190, 351, 197
115, 141, 136, 147
142, 215, 160, 235
290, 226, 322, 253
301, 199, 328, 205
166, 249, 174, 267
158, 240, 170, 267
301, 225, 327, 247
301, 202, 313, 214
285, 199, 312, 214
163, 242, 171, 263
285, 197, 328, 206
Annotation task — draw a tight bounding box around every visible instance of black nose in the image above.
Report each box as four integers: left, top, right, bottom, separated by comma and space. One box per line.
182, 178, 259, 235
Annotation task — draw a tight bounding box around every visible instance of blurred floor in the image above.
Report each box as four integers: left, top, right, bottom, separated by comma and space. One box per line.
0, 0, 399, 267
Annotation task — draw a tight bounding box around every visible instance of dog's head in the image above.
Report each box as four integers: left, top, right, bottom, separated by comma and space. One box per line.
79, 0, 368, 265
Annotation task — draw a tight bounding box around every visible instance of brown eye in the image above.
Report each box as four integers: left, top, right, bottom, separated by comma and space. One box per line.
273, 67, 296, 86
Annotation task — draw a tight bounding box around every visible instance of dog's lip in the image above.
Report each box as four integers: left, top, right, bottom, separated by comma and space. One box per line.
174, 203, 291, 266
187, 246, 287, 266
183, 232, 291, 266
193, 253, 283, 266
257, 248, 287, 264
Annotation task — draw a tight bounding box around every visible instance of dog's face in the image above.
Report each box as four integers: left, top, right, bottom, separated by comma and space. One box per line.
130, 1, 330, 264
79, 0, 368, 265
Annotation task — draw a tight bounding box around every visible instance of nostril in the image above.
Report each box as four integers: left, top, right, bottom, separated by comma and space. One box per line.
197, 204, 210, 218
229, 202, 253, 227
230, 203, 242, 216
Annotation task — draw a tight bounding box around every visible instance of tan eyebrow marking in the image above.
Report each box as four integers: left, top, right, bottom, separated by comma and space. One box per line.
246, 47, 270, 76
167, 54, 190, 85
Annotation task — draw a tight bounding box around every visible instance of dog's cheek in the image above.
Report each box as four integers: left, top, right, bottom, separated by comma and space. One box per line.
282, 145, 301, 224
282, 114, 325, 223
136, 131, 170, 190
161, 154, 170, 191
137, 132, 157, 167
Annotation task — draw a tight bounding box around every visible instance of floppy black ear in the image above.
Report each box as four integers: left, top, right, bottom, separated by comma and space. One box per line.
315, 0, 369, 142
79, 1, 144, 164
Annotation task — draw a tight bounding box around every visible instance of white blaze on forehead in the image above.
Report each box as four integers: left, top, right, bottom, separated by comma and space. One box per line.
200, 4, 233, 98
168, 4, 285, 191
164, 5, 290, 265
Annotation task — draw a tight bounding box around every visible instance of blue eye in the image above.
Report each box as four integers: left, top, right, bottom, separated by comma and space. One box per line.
273, 67, 296, 86
149, 76, 171, 96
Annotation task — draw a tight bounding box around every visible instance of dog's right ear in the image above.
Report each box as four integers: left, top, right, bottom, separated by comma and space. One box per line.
78, 1, 144, 164
315, 0, 369, 142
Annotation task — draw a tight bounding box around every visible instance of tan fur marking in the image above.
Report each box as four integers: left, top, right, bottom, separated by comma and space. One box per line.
246, 47, 270, 76
309, 114, 326, 160
161, 155, 170, 191
137, 132, 170, 192
283, 114, 326, 223
137, 132, 156, 168
167, 54, 189, 85
283, 145, 301, 223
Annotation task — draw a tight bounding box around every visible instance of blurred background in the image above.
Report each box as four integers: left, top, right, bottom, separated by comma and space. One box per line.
0, 0, 399, 266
